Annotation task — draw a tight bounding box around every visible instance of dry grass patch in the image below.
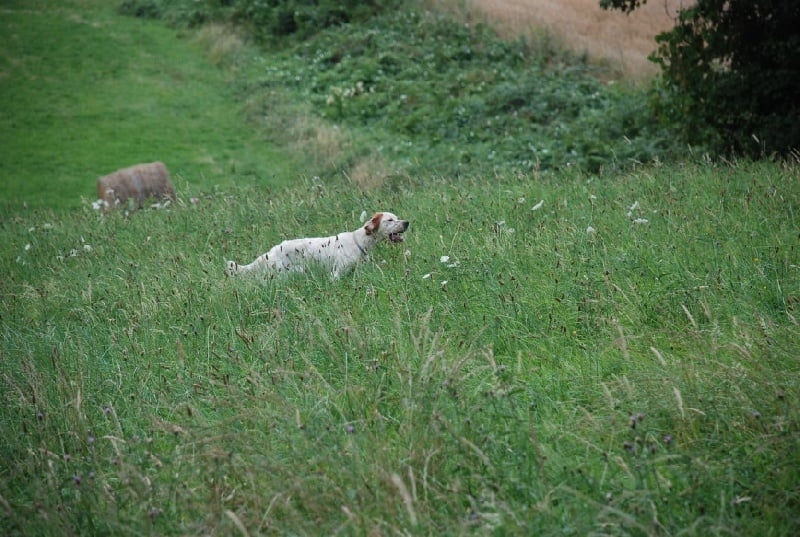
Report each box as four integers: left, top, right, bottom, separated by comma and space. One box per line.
439, 0, 684, 80
193, 23, 246, 65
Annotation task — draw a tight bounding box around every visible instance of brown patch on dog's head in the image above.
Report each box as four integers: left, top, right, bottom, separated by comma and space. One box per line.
364, 212, 383, 235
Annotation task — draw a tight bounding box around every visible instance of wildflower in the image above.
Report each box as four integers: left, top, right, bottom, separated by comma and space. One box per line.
83, 244, 92, 253
73, 475, 81, 486
440, 255, 450, 263
190, 197, 200, 204
633, 218, 649, 225
663, 434, 672, 445
359, 210, 368, 223
346, 424, 355, 434
531, 200, 544, 211
65, 454, 71, 463
586, 226, 596, 235
517, 197, 526, 204
103, 405, 111, 415
149, 507, 160, 519
752, 410, 761, 419
37, 411, 44, 420
422, 273, 431, 279
24, 243, 31, 251
440, 280, 448, 290
629, 201, 639, 212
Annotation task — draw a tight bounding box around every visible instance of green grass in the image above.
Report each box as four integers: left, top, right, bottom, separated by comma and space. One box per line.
2, 0, 800, 534
0, 0, 295, 211
2, 160, 799, 534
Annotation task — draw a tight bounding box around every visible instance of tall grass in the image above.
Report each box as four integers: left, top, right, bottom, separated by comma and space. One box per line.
2, 160, 799, 534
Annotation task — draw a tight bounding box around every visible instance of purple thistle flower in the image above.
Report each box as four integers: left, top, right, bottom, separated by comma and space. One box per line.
663, 434, 672, 445
73, 475, 81, 485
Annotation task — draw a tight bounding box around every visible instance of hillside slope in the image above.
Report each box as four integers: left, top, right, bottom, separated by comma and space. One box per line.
461, 0, 682, 78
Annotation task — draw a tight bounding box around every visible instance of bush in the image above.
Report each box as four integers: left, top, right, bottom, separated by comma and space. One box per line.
602, 0, 800, 157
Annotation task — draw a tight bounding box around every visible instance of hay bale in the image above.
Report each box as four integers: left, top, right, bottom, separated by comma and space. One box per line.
96, 162, 175, 209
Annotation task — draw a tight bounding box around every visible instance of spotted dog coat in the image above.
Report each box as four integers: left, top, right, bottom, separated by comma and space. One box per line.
226, 212, 409, 279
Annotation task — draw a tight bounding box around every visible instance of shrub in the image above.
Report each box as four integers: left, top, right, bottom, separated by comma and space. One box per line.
602, 0, 800, 157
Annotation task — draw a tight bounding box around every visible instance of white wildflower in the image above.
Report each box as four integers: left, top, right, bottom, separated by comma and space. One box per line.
633, 218, 649, 225
587, 226, 596, 235
24, 243, 31, 251
83, 244, 92, 252
422, 273, 431, 279
531, 200, 544, 211
517, 197, 526, 204
629, 201, 639, 212
359, 210, 368, 223
440, 255, 450, 263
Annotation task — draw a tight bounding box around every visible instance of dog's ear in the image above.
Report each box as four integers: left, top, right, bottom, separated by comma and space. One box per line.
364, 212, 383, 235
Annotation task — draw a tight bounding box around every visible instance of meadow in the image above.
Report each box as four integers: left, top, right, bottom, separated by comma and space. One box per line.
2, 0, 800, 535
0, 0, 297, 210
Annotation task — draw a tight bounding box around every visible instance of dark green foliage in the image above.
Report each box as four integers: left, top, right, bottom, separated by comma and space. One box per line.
259, 11, 679, 174
120, 0, 401, 40
118, 0, 682, 175
603, 0, 800, 157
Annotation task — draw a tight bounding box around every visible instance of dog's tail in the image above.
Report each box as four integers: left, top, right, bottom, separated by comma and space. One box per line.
224, 260, 239, 277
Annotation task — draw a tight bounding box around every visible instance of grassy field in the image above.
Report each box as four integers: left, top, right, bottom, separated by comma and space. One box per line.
0, 0, 296, 211
2, 0, 800, 535
455, 0, 683, 79
3, 160, 800, 534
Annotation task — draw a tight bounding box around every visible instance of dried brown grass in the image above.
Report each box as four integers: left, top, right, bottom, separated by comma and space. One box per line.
96, 161, 175, 208
435, 0, 685, 80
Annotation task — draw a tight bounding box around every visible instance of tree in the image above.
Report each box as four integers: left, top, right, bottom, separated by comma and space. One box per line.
601, 0, 800, 157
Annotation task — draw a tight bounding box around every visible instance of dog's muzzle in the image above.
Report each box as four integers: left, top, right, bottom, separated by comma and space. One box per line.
389, 221, 409, 242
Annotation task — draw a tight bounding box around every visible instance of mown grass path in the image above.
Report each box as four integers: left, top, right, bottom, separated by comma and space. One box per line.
0, 0, 292, 211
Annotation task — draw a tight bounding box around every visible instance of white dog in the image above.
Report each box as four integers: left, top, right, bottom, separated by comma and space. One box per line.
225, 211, 409, 279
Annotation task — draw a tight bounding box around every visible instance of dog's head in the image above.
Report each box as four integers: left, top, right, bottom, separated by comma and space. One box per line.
364, 212, 409, 243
